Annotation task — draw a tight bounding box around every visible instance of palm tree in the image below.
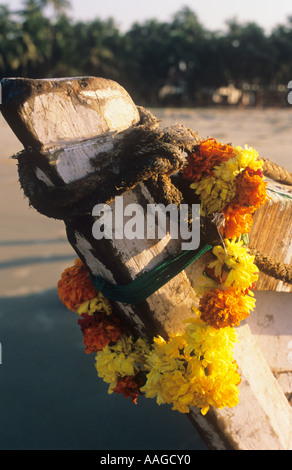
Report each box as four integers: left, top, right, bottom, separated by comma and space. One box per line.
35, 0, 71, 76
0, 5, 21, 75
38, 0, 70, 21
16, 0, 51, 76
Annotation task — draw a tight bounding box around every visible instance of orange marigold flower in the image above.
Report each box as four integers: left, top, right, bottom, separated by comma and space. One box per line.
199, 287, 254, 329
222, 204, 254, 238
112, 373, 146, 404
57, 258, 96, 311
182, 138, 235, 182
221, 167, 267, 238
235, 167, 267, 210
78, 312, 124, 354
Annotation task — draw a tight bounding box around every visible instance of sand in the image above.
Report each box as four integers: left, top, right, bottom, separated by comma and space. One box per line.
0, 107, 291, 450
153, 107, 292, 171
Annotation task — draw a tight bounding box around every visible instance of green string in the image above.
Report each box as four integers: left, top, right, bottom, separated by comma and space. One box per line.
90, 243, 212, 305
267, 186, 292, 200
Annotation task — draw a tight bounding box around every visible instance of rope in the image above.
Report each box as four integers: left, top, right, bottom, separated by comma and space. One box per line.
249, 248, 292, 285
15, 106, 200, 220
262, 157, 292, 186
90, 243, 212, 305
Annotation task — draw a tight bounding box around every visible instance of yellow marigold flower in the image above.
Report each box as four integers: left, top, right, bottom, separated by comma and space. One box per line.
142, 316, 240, 415
141, 367, 185, 407
77, 293, 112, 316
206, 239, 259, 290
185, 355, 206, 379
141, 337, 187, 406
151, 334, 186, 359
95, 335, 150, 393
191, 175, 236, 216
159, 370, 189, 407
183, 316, 238, 359
174, 369, 240, 415
173, 380, 207, 414
234, 145, 263, 172
213, 156, 240, 183
95, 346, 120, 390
214, 145, 262, 181
201, 368, 240, 412
142, 340, 185, 378
132, 337, 153, 362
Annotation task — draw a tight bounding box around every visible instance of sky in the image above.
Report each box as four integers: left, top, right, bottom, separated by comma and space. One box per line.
5, 0, 292, 33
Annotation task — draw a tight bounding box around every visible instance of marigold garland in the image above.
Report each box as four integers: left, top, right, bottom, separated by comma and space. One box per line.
57, 257, 242, 415
57, 137, 267, 416
187, 139, 268, 238
140, 320, 241, 414
182, 139, 265, 330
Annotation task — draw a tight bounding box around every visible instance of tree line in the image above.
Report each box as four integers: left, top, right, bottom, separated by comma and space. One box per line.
1, 0, 292, 106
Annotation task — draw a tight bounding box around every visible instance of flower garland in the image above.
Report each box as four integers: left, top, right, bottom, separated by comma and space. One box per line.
181, 138, 267, 332
182, 138, 267, 238
57, 138, 268, 416
57, 267, 241, 414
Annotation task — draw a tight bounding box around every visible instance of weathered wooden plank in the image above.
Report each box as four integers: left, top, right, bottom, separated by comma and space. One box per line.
0, 76, 140, 150
206, 323, 292, 450
248, 182, 292, 292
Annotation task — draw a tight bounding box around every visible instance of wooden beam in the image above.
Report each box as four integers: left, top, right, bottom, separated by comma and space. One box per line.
248, 182, 292, 292
0, 77, 140, 150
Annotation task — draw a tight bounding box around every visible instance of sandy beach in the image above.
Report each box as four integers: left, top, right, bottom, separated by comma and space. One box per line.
153, 107, 292, 171
0, 106, 291, 450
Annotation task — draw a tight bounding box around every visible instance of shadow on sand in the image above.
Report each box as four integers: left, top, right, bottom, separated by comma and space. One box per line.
0, 288, 206, 450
